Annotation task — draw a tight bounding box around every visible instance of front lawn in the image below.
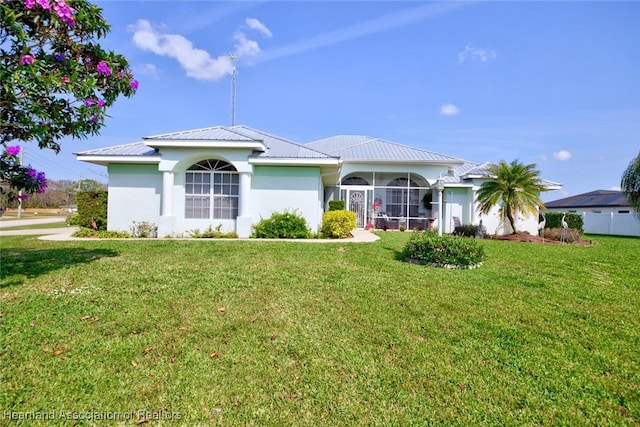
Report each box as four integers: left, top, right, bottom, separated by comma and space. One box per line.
1, 233, 638, 425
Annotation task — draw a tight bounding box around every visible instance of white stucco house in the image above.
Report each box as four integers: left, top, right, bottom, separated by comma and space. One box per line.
76, 125, 561, 238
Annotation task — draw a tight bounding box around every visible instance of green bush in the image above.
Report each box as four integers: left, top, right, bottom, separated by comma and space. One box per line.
543, 212, 583, 233
253, 211, 311, 239
189, 224, 238, 239
72, 228, 130, 238
401, 230, 485, 269
76, 190, 108, 230
66, 214, 80, 226
321, 210, 357, 239
453, 224, 479, 237
328, 200, 346, 211
130, 221, 158, 238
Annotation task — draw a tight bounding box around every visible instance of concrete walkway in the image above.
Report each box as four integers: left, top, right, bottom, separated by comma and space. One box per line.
0, 221, 379, 243
0, 216, 66, 228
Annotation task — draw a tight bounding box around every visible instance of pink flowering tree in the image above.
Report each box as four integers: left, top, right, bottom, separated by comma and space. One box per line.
0, 0, 138, 201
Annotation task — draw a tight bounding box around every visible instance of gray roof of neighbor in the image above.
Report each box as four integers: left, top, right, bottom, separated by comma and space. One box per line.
77, 125, 335, 159
306, 135, 464, 163
546, 190, 631, 208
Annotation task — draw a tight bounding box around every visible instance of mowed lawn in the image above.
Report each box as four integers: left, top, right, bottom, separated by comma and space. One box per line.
1, 233, 639, 425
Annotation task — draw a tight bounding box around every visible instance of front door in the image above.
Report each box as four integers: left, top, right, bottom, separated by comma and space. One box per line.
348, 189, 366, 228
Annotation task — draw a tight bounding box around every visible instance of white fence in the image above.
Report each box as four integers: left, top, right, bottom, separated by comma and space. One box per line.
582, 212, 640, 236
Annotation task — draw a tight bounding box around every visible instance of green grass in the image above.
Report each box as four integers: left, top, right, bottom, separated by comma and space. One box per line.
1, 233, 639, 425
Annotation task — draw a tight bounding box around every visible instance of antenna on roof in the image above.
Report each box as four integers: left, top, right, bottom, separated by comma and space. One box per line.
229, 54, 237, 126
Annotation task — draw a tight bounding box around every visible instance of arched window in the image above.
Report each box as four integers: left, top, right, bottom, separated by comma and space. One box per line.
386, 178, 420, 217
341, 176, 369, 185
185, 160, 239, 219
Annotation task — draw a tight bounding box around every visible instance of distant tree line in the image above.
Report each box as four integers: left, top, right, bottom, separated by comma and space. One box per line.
0, 179, 106, 209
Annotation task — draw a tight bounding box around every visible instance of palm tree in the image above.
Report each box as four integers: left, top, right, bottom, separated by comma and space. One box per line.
621, 151, 640, 219
476, 160, 545, 234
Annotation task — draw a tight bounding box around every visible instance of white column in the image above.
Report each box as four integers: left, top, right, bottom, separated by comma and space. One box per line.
239, 172, 251, 217
437, 188, 444, 236
162, 171, 174, 216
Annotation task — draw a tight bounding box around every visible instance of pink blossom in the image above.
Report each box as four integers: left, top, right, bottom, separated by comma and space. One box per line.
96, 60, 111, 76
6, 146, 21, 157
96, 99, 105, 108
19, 194, 29, 201
130, 80, 139, 90
118, 71, 125, 78
53, 0, 75, 26
25, 0, 35, 9
90, 115, 99, 123
84, 99, 94, 107
36, 0, 51, 10
60, 76, 70, 84
20, 54, 36, 65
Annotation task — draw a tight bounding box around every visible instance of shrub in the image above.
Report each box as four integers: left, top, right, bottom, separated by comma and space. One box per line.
543, 212, 583, 233
401, 230, 485, 269
72, 228, 130, 238
189, 224, 238, 239
130, 221, 158, 238
321, 210, 357, 239
399, 224, 407, 232
542, 227, 582, 243
253, 211, 311, 239
453, 224, 479, 237
328, 200, 346, 211
76, 190, 108, 230
66, 214, 80, 226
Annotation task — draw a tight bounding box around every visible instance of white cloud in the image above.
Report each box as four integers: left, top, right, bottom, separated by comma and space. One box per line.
609, 185, 622, 191
458, 43, 496, 64
246, 18, 272, 38
130, 18, 271, 81
553, 150, 572, 161
133, 63, 160, 79
131, 19, 234, 81
440, 103, 460, 116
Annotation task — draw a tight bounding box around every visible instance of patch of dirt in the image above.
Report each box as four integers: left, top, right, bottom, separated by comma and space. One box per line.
486, 231, 592, 245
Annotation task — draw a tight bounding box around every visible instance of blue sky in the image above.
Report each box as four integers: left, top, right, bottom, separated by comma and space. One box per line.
23, 1, 640, 202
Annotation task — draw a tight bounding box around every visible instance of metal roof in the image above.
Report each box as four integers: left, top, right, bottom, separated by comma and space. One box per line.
231, 126, 335, 159
144, 126, 256, 142
306, 135, 464, 163
546, 190, 631, 209
75, 142, 157, 157
78, 125, 334, 160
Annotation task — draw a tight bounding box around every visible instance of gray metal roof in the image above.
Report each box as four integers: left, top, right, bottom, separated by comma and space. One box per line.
306, 135, 464, 163
144, 126, 256, 142
75, 142, 157, 156
546, 190, 630, 209
79, 125, 334, 160
231, 126, 335, 159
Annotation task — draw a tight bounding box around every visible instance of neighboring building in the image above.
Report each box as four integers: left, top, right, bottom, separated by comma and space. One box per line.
76, 125, 561, 238
546, 190, 640, 236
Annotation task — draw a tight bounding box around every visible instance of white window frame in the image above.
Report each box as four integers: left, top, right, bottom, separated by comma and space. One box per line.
185, 160, 239, 220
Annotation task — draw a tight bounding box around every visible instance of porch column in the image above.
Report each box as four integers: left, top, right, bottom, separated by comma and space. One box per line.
161, 171, 174, 216
435, 177, 445, 236
239, 172, 251, 217
236, 172, 252, 238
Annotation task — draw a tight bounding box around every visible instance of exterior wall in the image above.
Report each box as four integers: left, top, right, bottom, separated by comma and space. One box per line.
107, 164, 161, 232
251, 165, 324, 233
158, 148, 253, 237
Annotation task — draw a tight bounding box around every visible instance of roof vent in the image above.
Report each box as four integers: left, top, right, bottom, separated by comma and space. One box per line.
447, 168, 455, 177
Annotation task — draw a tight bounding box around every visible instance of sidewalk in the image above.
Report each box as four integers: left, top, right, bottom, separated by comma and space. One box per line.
1, 226, 380, 243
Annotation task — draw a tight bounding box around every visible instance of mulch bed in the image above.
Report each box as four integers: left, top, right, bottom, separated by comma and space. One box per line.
485, 231, 592, 245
